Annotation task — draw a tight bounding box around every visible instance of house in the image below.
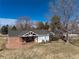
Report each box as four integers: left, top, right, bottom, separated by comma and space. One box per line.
8, 30, 51, 43
6, 30, 52, 48
20, 31, 50, 43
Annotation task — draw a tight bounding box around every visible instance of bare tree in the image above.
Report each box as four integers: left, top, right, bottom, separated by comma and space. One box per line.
49, 0, 76, 43
60, 0, 75, 43
35, 22, 45, 30
74, 16, 79, 31
49, 0, 60, 16
16, 16, 31, 30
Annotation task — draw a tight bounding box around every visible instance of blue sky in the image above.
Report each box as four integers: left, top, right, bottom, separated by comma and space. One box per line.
0, 0, 79, 25
0, 18, 16, 25
0, 0, 51, 25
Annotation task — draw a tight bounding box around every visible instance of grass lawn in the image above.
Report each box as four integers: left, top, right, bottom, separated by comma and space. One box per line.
70, 38, 79, 46
0, 39, 78, 59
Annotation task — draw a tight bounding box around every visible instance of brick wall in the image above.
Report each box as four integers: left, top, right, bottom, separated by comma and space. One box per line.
6, 37, 23, 49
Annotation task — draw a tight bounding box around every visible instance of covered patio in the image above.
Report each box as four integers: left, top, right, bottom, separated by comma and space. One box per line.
20, 31, 38, 43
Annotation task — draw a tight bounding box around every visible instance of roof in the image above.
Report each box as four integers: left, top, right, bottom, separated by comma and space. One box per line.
8, 30, 50, 37
20, 31, 38, 37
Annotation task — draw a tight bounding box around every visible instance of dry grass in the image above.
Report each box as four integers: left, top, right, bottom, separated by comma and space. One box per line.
0, 37, 7, 50
0, 40, 78, 59
70, 38, 79, 47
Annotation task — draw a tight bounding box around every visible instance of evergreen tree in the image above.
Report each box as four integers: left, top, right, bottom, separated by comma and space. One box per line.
1, 25, 8, 34
11, 25, 17, 30
44, 22, 49, 30
50, 16, 61, 31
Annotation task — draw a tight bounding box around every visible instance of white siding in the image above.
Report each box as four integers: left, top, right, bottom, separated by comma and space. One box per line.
37, 35, 49, 43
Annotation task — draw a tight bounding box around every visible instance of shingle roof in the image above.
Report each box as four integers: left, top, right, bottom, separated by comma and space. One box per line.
8, 30, 50, 37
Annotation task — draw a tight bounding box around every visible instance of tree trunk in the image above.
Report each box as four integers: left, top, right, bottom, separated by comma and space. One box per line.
66, 23, 70, 43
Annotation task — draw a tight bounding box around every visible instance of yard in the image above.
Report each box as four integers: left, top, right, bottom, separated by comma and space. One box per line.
0, 37, 79, 59
0, 36, 7, 50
